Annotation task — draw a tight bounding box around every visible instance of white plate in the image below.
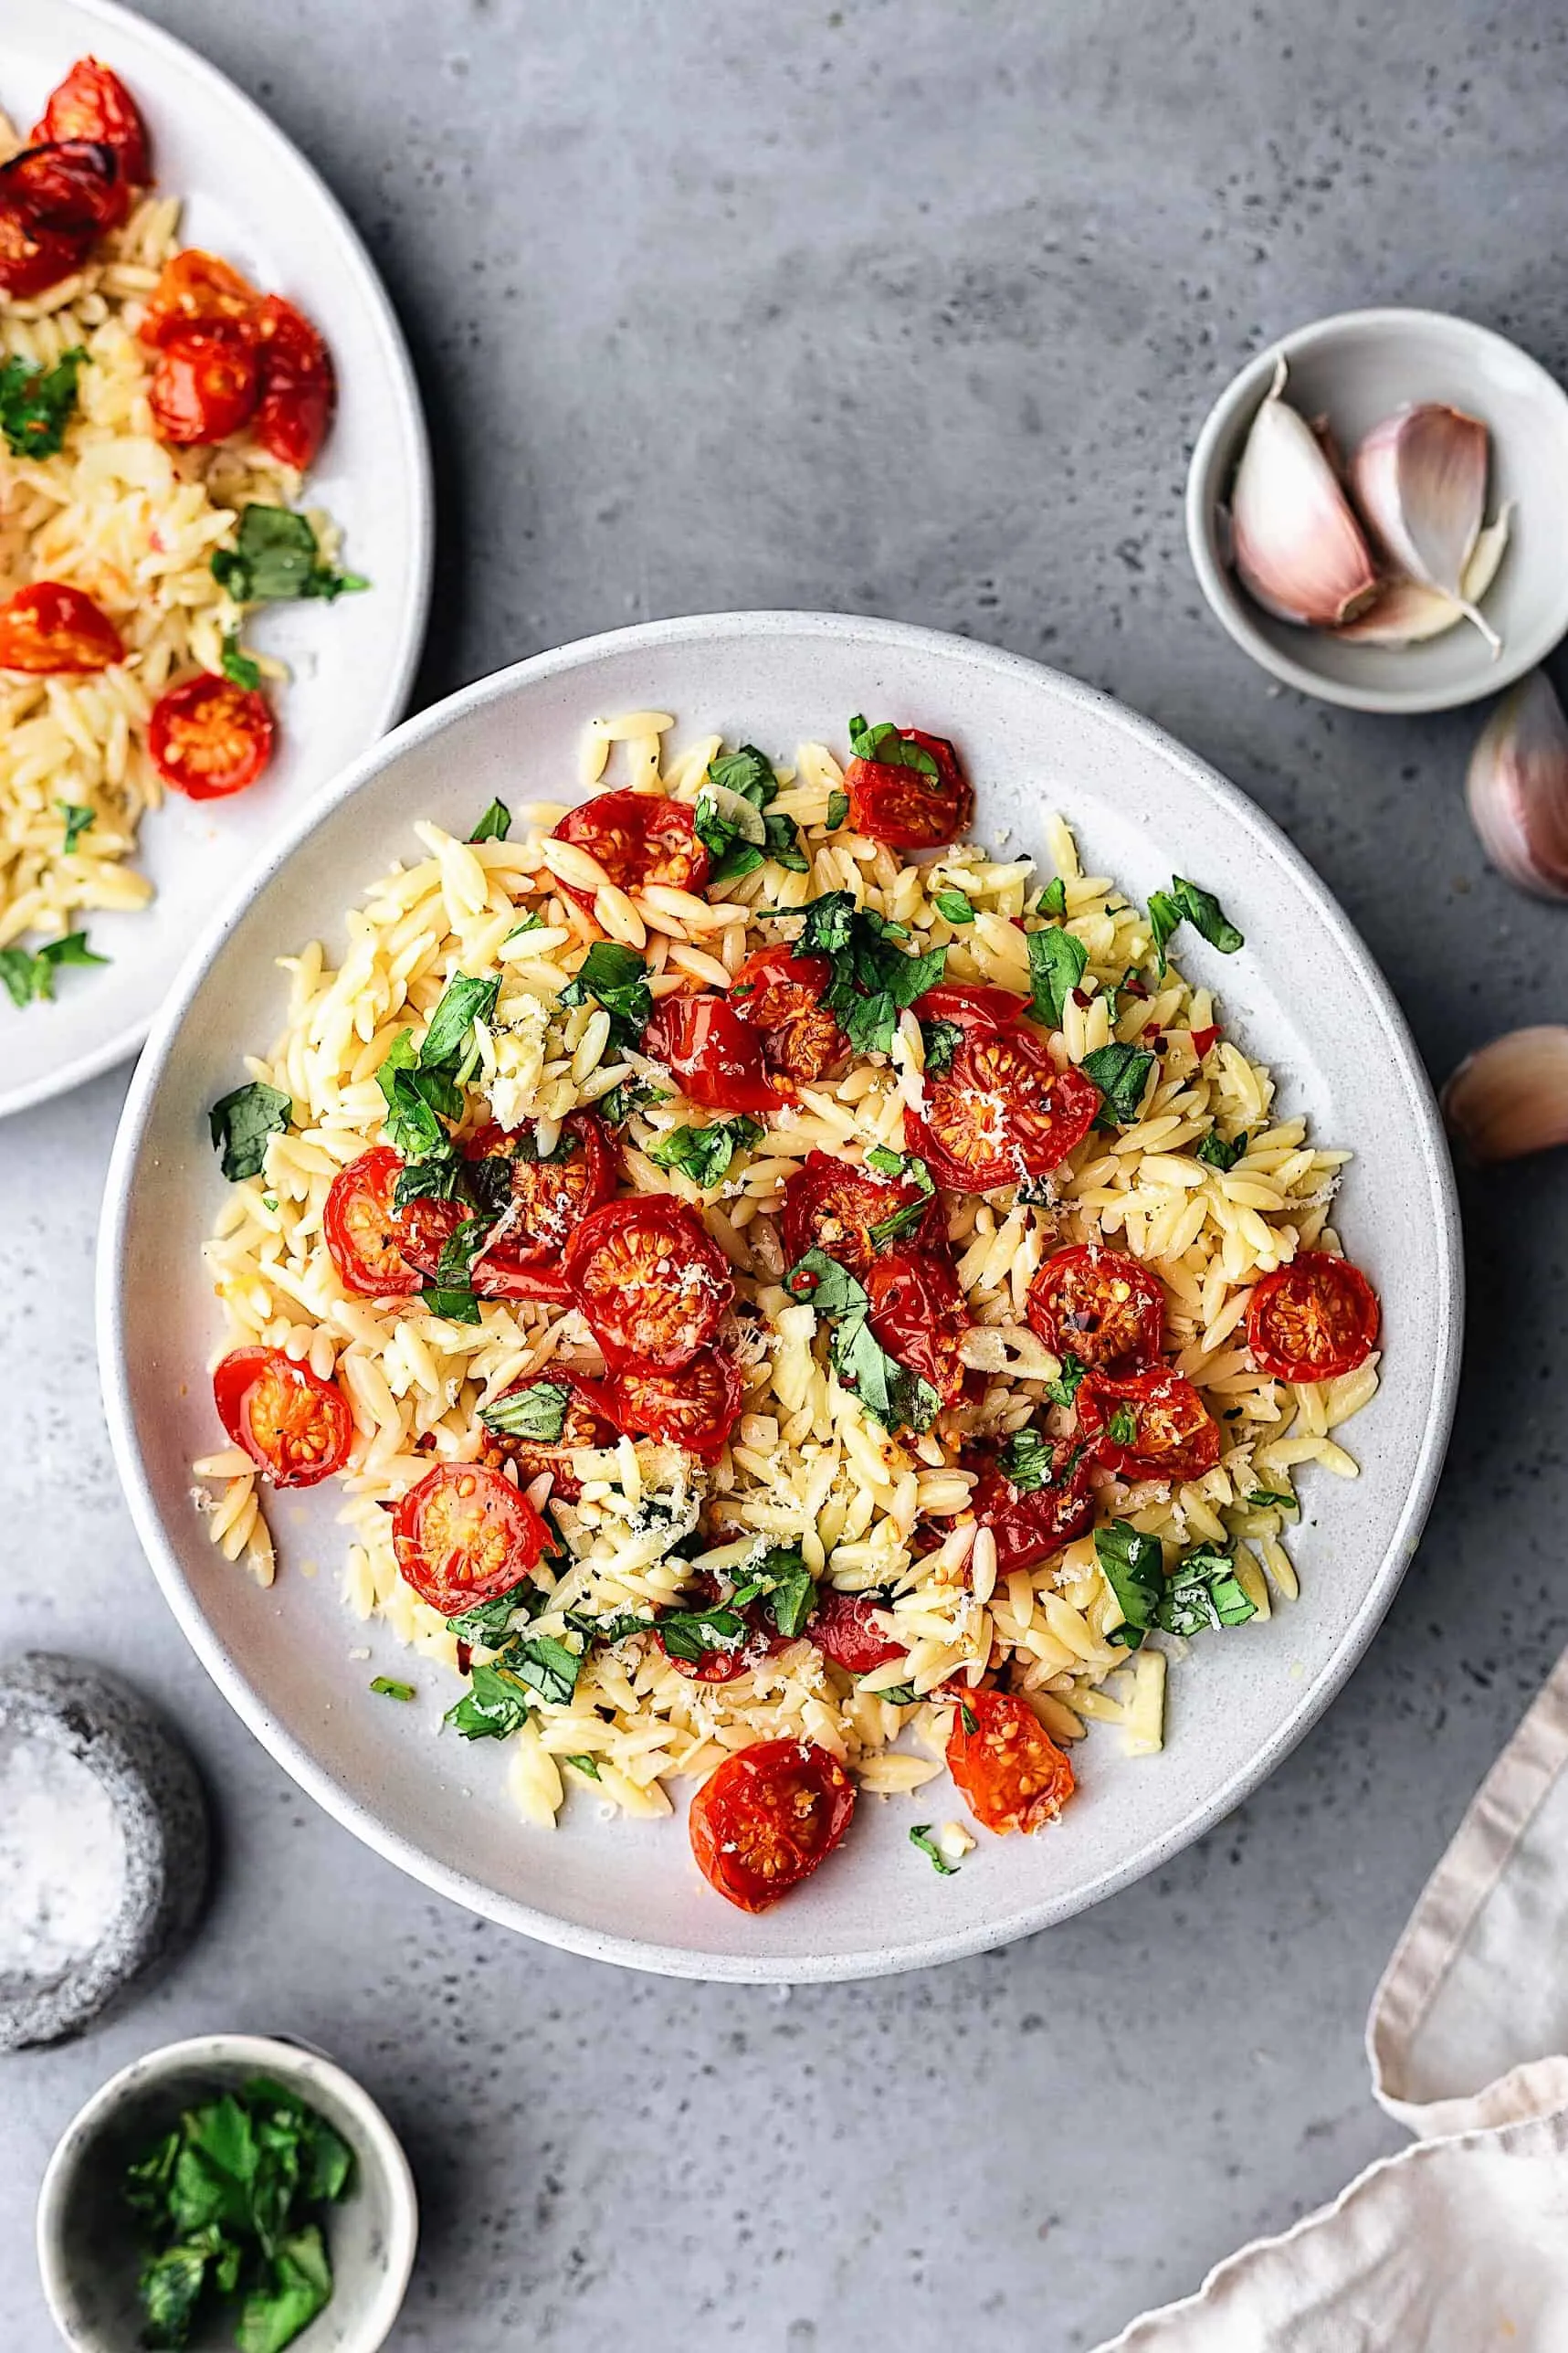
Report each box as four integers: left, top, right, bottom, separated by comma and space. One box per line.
99, 612, 1463, 1983
0, 0, 432, 1119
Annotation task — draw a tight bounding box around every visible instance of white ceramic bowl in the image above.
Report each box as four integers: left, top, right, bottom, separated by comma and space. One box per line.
1186, 307, 1568, 713
36, 2032, 417, 2352
99, 612, 1462, 1982
0, 0, 433, 1121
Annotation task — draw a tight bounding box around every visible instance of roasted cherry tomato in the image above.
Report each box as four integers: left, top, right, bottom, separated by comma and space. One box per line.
149, 674, 274, 799
148, 328, 260, 444
659, 1571, 789, 1683
479, 1369, 616, 1501
31, 59, 151, 191
912, 983, 1028, 1036
946, 1687, 1075, 1836
906, 1023, 1100, 1190
252, 294, 335, 470
552, 788, 710, 915
865, 1247, 969, 1404
689, 1737, 856, 1911
971, 1439, 1097, 1576
324, 1146, 423, 1296
459, 1115, 616, 1262
0, 583, 123, 673
212, 1345, 353, 1489
1246, 1251, 1380, 1384
394, 1196, 573, 1304
1, 138, 122, 231
641, 991, 789, 1114
0, 196, 90, 299
729, 945, 846, 1083
392, 1461, 550, 1618
562, 1195, 732, 1368
780, 1149, 946, 1281
1078, 1368, 1221, 1484
139, 247, 260, 347
809, 1587, 905, 1675
1026, 1245, 1165, 1375
605, 1346, 743, 1462
845, 726, 973, 850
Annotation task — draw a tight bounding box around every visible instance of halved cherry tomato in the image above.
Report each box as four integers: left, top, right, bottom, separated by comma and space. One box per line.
1026, 1245, 1165, 1375
810, 1587, 905, 1674
460, 1115, 616, 1261
139, 248, 260, 347
641, 992, 789, 1114
906, 1023, 1100, 1190
845, 727, 973, 850
252, 294, 335, 470
562, 1195, 732, 1368
31, 59, 151, 191
945, 1687, 1075, 1835
605, 1346, 743, 1461
148, 329, 260, 444
865, 1247, 969, 1404
149, 674, 274, 799
0, 139, 122, 233
0, 197, 90, 299
0, 583, 123, 674
659, 1571, 789, 1683
324, 1146, 423, 1296
213, 1345, 353, 1489
1078, 1368, 1221, 1484
552, 788, 710, 915
689, 1737, 856, 1911
912, 983, 1028, 1035
394, 1197, 573, 1303
780, 1149, 946, 1281
1246, 1252, 1380, 1383
971, 1438, 1097, 1576
479, 1370, 616, 1502
392, 1461, 550, 1617
729, 945, 847, 1083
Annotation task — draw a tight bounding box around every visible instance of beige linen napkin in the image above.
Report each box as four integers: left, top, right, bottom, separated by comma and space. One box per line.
1097, 1650, 1568, 2349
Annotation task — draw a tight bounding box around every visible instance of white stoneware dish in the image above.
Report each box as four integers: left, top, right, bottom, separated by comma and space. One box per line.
98, 611, 1463, 1982
1186, 307, 1568, 714
0, 0, 433, 1121
36, 2031, 417, 2352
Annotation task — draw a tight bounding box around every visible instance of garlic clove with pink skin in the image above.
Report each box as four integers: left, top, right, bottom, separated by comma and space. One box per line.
1348, 403, 1500, 654
1228, 358, 1381, 628
1465, 668, 1568, 902
1336, 505, 1512, 647
1442, 1027, 1568, 1163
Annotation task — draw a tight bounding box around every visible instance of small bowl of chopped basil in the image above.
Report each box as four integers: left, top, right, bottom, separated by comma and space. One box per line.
36, 2033, 416, 2352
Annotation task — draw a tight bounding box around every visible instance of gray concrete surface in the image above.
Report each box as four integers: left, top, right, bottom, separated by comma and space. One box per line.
6, 2, 1568, 2345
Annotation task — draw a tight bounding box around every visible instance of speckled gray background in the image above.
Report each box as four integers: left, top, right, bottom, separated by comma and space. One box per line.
5, 2, 1568, 2346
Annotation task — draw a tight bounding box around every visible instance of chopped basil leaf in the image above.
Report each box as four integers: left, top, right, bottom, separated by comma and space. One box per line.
960, 1701, 978, 1735
785, 1246, 941, 1435
1095, 1522, 1164, 1650
596, 1076, 668, 1126
421, 972, 500, 1069
1170, 875, 1244, 955
920, 1017, 963, 1077
480, 1381, 572, 1443
910, 1823, 956, 1875
655, 1600, 750, 1663
1001, 1427, 1056, 1494
469, 797, 511, 843
565, 1606, 657, 1647
1026, 925, 1088, 1028
647, 1113, 763, 1189
506, 1631, 582, 1707
870, 1680, 918, 1705
447, 1578, 538, 1644
211, 502, 367, 604
865, 1147, 936, 1246
1106, 1402, 1138, 1446
208, 1081, 291, 1181
503, 911, 544, 941
1044, 1351, 1086, 1409
847, 713, 940, 776
756, 1545, 815, 1639
376, 1031, 447, 1161
826, 788, 849, 830
0, 928, 110, 1009
933, 887, 974, 924
1244, 1487, 1298, 1513
0, 345, 84, 458
564, 1753, 601, 1778
560, 939, 652, 1051
419, 1284, 482, 1324
1038, 876, 1068, 918
1156, 1542, 1257, 1635
434, 1210, 492, 1288
221, 631, 262, 691
1082, 1040, 1155, 1127
708, 744, 777, 801
1195, 1128, 1247, 1172
1146, 889, 1182, 976
444, 1661, 532, 1739
797, 891, 857, 956
391, 1152, 467, 1209
58, 799, 95, 853
370, 1676, 415, 1701
790, 892, 946, 1059
698, 745, 808, 882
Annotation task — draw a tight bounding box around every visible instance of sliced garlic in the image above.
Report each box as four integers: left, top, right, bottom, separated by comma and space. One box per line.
1465, 668, 1568, 901
1227, 357, 1381, 628
1442, 1027, 1568, 1163
693, 781, 766, 844
1348, 403, 1500, 654
1337, 505, 1512, 647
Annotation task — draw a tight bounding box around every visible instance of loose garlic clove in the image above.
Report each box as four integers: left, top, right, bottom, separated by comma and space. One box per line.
1442, 1026, 1568, 1163
1336, 504, 1512, 647
1465, 668, 1568, 901
1228, 358, 1381, 627
1348, 404, 1500, 653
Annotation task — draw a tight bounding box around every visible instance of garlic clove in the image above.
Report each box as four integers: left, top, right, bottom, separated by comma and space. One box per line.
1442, 1026, 1568, 1163
1348, 404, 1500, 653
1228, 358, 1381, 628
1465, 667, 1568, 901
1336, 503, 1512, 647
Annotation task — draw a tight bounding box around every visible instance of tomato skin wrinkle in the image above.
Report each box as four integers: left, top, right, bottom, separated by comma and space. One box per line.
552, 789, 710, 913
689, 1739, 856, 1911
212, 1345, 353, 1488
563, 1194, 733, 1370
643, 991, 790, 1115
1026, 1244, 1165, 1375
946, 1688, 1075, 1836
392, 1462, 549, 1616
1246, 1251, 1380, 1383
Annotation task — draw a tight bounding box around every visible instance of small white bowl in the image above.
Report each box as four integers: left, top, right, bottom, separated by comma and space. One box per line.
1186, 307, 1568, 713
36, 2033, 417, 2352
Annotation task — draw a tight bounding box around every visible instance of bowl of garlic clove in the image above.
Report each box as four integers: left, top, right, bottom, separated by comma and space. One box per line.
1186, 307, 1568, 713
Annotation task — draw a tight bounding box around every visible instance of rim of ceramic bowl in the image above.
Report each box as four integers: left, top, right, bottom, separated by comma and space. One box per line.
1185, 305, 1568, 714
36, 2031, 418, 2352
97, 610, 1464, 1981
